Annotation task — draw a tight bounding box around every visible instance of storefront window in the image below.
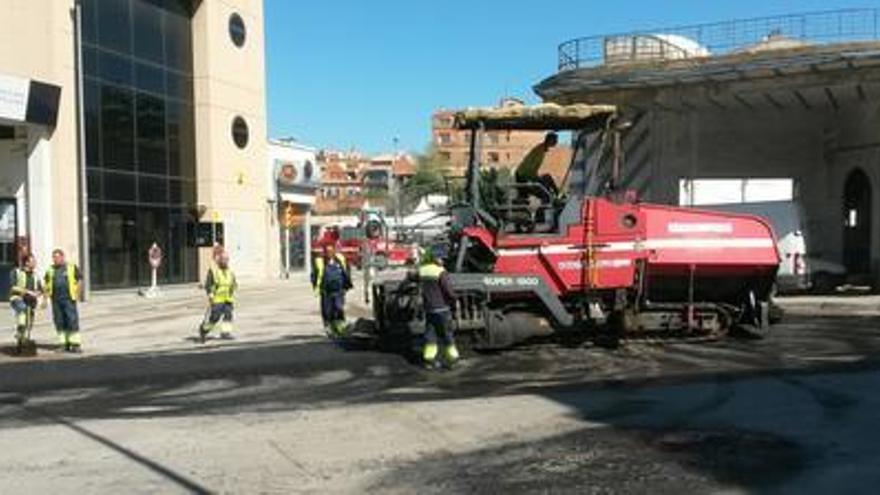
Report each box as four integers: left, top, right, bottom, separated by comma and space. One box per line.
100, 85, 135, 171
97, 0, 131, 54
281, 203, 310, 272
83, 0, 197, 289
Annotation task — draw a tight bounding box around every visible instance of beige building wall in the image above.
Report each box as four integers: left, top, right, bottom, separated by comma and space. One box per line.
1, 0, 274, 284
432, 106, 546, 177
0, 0, 81, 272
192, 0, 272, 280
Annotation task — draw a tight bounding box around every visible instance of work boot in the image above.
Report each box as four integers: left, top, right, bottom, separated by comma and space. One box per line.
14, 330, 24, 355
422, 343, 439, 369
443, 345, 461, 368
67, 333, 83, 352
56, 332, 68, 352
219, 321, 235, 340
332, 320, 347, 337
198, 325, 209, 343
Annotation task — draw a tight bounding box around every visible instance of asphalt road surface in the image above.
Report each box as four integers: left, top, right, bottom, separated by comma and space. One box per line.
1, 287, 879, 494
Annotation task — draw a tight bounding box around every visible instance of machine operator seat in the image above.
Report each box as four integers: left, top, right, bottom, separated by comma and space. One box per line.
509, 174, 563, 234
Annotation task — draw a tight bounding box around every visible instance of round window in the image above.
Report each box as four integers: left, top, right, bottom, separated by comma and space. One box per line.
229, 13, 246, 47
232, 116, 249, 149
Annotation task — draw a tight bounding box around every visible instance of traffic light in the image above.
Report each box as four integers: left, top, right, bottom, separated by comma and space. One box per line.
283, 204, 295, 228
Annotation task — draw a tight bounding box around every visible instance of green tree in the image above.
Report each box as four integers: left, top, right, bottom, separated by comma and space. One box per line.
399, 145, 450, 213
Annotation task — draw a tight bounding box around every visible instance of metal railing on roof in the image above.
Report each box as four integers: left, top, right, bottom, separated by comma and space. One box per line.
558, 8, 880, 72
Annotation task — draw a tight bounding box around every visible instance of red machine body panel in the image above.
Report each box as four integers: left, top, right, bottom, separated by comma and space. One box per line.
467, 197, 779, 299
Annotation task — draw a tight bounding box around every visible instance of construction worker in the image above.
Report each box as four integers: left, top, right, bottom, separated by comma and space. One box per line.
417, 244, 459, 368
44, 249, 83, 353
515, 132, 560, 199
406, 244, 425, 267
312, 244, 352, 336
200, 250, 238, 341
9, 253, 41, 347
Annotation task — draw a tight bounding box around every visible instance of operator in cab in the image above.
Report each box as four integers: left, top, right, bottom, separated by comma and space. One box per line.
415, 244, 459, 369
515, 132, 559, 198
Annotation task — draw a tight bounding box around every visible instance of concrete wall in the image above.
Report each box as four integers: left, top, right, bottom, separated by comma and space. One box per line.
826, 101, 880, 273
574, 101, 880, 280
192, 0, 270, 281
1, 0, 275, 285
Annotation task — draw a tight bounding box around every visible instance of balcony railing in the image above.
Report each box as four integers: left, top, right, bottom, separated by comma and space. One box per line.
558, 8, 880, 72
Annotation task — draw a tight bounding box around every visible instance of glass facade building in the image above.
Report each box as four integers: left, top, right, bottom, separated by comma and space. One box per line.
81, 0, 198, 289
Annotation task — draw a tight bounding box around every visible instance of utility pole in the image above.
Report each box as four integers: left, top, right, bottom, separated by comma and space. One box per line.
392, 136, 402, 236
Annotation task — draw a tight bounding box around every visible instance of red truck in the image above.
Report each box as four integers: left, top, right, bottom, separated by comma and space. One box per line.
313, 210, 412, 269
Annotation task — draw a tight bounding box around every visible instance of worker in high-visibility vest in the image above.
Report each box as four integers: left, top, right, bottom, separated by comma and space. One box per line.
10, 253, 41, 346
416, 244, 459, 368
199, 250, 238, 341
312, 244, 352, 336
44, 249, 83, 353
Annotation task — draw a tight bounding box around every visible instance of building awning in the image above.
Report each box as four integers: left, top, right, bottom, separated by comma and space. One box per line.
280, 191, 316, 206
0, 72, 61, 127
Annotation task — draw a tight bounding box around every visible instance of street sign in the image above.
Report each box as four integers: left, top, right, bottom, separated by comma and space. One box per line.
148, 243, 163, 269
190, 222, 225, 247
143, 243, 163, 298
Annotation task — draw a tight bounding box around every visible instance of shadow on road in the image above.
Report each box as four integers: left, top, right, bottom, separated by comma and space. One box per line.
369, 423, 811, 493
1, 312, 879, 492
27, 406, 211, 494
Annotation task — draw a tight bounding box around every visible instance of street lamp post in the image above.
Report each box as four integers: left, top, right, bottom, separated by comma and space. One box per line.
392, 136, 402, 236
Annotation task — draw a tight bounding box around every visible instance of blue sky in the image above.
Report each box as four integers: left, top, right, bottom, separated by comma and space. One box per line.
266, 0, 870, 154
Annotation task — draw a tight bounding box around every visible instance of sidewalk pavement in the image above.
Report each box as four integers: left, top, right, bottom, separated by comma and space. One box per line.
776, 294, 880, 316
2, 272, 875, 366
0, 276, 351, 364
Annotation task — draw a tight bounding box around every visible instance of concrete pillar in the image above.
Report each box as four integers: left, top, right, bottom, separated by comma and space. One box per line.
27, 130, 53, 272
304, 208, 312, 280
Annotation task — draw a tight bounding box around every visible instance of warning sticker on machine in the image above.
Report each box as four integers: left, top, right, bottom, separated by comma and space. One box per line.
667, 222, 733, 234
558, 259, 632, 270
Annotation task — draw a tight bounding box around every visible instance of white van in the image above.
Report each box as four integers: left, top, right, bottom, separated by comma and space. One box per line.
692, 201, 846, 293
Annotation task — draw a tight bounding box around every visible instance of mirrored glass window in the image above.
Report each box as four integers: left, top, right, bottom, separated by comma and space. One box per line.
82, 0, 197, 288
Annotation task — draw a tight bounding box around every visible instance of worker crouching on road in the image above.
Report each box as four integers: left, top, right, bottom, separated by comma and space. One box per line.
417, 245, 459, 369
10, 254, 42, 348
200, 250, 238, 341
312, 244, 352, 337
44, 249, 83, 353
